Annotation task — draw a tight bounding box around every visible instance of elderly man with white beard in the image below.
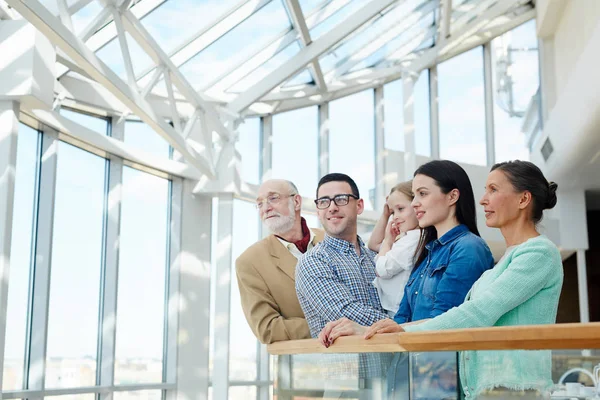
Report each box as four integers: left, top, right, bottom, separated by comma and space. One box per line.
235, 179, 325, 344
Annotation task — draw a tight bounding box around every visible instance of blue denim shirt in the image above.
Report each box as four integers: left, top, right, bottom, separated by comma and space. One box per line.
393, 224, 493, 323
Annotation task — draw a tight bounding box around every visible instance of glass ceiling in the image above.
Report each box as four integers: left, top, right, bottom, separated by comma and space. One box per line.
33, 0, 535, 113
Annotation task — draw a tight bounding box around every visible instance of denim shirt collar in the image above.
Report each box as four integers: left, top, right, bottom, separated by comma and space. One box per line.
425, 224, 469, 250
324, 234, 366, 254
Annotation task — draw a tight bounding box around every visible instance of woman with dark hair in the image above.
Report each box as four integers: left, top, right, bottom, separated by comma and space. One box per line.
366, 160, 563, 399
319, 159, 493, 337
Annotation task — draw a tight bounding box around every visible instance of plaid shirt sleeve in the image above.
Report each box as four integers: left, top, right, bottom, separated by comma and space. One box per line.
296, 252, 389, 328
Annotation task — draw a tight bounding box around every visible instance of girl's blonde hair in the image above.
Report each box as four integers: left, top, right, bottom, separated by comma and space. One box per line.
390, 180, 413, 200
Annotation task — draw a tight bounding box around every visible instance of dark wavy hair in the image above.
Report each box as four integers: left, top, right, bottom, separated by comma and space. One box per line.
413, 160, 480, 266
491, 160, 558, 224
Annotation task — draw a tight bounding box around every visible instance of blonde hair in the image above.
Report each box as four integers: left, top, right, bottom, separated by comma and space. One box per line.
390, 180, 413, 200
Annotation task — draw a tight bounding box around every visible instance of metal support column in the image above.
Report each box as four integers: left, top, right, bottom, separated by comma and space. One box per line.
429, 66, 440, 159
0, 101, 20, 394
318, 103, 330, 179
260, 116, 273, 183
374, 86, 386, 209
483, 43, 495, 166
402, 73, 416, 181
212, 193, 234, 400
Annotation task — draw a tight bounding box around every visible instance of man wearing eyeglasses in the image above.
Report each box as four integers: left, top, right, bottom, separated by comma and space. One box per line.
296, 173, 389, 339
236, 179, 324, 344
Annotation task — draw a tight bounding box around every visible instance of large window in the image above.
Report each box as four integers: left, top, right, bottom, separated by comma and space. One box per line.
236, 118, 261, 185
229, 200, 260, 383
3, 124, 39, 391
492, 20, 538, 162
272, 106, 319, 198
124, 120, 171, 159
60, 108, 108, 136
329, 90, 376, 210
384, 73, 431, 156
114, 167, 170, 384
439, 47, 486, 165
46, 142, 105, 388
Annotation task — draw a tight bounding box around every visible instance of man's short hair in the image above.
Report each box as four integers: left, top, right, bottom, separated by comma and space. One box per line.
286, 180, 299, 195
316, 173, 360, 199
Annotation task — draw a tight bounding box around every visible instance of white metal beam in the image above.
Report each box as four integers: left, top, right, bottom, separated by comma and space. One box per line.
56, 0, 166, 78
318, 102, 329, 177
97, 117, 123, 400
374, 86, 385, 209
212, 194, 234, 400
439, 0, 452, 43
7, 0, 216, 177
121, 9, 232, 146
325, 1, 437, 81
402, 73, 416, 181
284, 0, 326, 91
242, 2, 534, 112
0, 0, 16, 19
137, 0, 272, 85
204, 0, 353, 94
536, 0, 567, 38
175, 189, 211, 400
21, 106, 203, 180
409, 0, 527, 73
228, 0, 398, 114
0, 101, 19, 392
483, 42, 495, 166
260, 115, 273, 182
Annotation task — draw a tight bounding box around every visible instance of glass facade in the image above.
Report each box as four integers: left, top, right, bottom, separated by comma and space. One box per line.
3, 124, 39, 391
329, 90, 376, 210
1, 3, 547, 398
272, 106, 319, 198
492, 20, 538, 162
46, 142, 105, 388
438, 46, 487, 165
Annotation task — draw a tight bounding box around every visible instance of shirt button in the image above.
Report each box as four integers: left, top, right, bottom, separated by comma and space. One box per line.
415, 291, 418, 295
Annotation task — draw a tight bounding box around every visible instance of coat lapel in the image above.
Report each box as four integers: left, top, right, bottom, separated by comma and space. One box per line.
267, 235, 298, 281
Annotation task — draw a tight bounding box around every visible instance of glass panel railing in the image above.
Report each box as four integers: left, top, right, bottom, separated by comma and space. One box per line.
273, 352, 458, 399
268, 323, 600, 400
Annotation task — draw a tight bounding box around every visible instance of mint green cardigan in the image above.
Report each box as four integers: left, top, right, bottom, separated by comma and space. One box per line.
404, 235, 563, 398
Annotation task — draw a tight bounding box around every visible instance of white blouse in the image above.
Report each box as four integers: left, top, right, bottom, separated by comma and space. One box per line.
372, 229, 421, 316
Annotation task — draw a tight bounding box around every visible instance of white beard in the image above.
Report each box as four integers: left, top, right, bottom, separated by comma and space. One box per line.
262, 199, 296, 235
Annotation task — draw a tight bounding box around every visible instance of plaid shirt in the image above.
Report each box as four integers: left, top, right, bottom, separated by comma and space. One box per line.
295, 234, 389, 337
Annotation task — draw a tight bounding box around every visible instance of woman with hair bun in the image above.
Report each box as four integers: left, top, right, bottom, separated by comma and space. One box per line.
368, 160, 563, 399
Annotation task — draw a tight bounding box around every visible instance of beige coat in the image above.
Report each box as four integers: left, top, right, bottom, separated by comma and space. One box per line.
235, 229, 325, 344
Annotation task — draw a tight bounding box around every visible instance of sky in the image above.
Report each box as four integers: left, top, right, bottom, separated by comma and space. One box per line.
3, 0, 539, 394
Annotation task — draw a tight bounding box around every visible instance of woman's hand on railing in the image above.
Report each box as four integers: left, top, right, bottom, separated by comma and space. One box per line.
319, 318, 367, 347
364, 319, 405, 339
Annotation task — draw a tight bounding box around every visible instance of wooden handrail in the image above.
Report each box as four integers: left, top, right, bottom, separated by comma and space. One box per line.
267, 322, 600, 355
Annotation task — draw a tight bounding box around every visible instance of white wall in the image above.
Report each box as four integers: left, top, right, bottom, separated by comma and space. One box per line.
553, 0, 600, 97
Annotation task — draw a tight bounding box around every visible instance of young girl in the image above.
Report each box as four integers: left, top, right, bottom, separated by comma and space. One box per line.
368, 181, 420, 317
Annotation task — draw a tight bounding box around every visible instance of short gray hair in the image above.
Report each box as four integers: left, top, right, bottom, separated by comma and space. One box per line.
286, 180, 299, 195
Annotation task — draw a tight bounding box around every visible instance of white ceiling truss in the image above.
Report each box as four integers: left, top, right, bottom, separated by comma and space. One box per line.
3, 0, 536, 168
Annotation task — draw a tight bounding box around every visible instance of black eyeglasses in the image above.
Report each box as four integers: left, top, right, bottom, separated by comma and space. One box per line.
314, 194, 359, 209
